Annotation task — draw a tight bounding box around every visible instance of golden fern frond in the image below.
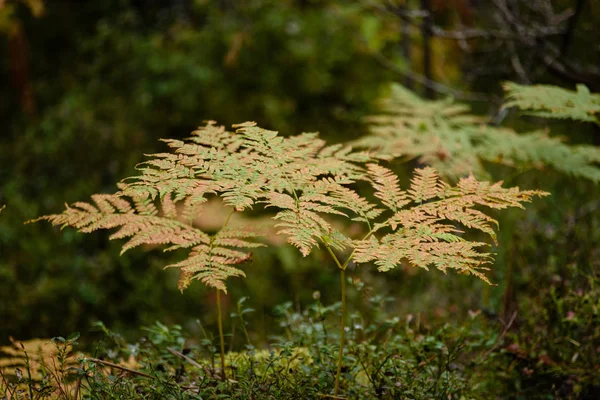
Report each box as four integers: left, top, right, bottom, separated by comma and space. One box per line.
264, 176, 379, 255
189, 120, 245, 150
212, 225, 267, 250
367, 164, 410, 212
34, 120, 547, 292
121, 126, 238, 205
408, 167, 446, 203
272, 209, 332, 256
503, 82, 600, 124
263, 190, 342, 255
35, 121, 373, 293
355, 83, 600, 181
169, 225, 264, 293
234, 122, 371, 193
308, 178, 382, 222
354, 233, 492, 283
32, 193, 210, 254
168, 247, 246, 293
353, 167, 548, 283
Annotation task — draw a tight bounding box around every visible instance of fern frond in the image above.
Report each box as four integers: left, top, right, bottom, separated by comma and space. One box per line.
408, 167, 446, 203
273, 209, 332, 256
309, 178, 382, 221
168, 226, 264, 293
354, 233, 492, 283
33, 194, 210, 254
35, 121, 374, 292
477, 127, 600, 182
366, 164, 410, 212
354, 166, 548, 283
167, 246, 248, 293
355, 83, 600, 181
34, 119, 547, 292
503, 82, 600, 124
263, 175, 379, 255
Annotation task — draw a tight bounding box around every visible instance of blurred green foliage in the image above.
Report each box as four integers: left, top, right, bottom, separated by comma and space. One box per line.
0, 0, 397, 340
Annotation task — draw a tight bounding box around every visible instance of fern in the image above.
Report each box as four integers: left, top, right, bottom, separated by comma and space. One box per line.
33, 122, 372, 293
169, 225, 264, 292
503, 82, 600, 125
35, 120, 549, 289
354, 83, 600, 181
33, 120, 547, 394
351, 166, 548, 284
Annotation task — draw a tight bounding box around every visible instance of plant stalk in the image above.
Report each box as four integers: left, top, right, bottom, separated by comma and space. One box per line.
334, 268, 346, 396
216, 289, 226, 380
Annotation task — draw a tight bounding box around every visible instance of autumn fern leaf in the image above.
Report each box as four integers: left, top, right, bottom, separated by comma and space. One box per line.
169, 226, 264, 293
34, 121, 375, 292
354, 233, 493, 283
503, 82, 600, 125
33, 120, 547, 291
366, 164, 410, 212
408, 167, 446, 203
352, 166, 548, 283
31, 193, 210, 255
264, 175, 380, 256
272, 209, 332, 256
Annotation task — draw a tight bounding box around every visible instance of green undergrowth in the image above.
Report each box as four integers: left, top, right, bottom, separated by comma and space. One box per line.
0, 297, 494, 399
2, 280, 599, 399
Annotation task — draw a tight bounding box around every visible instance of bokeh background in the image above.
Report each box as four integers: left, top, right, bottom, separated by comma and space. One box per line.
1, 0, 599, 357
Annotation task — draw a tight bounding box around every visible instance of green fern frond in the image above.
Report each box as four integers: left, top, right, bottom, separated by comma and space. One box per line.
355, 83, 600, 181
503, 82, 600, 124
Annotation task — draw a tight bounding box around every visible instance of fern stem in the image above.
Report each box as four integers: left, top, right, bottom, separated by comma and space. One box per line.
324, 243, 344, 270
323, 242, 347, 396
237, 300, 254, 348
341, 228, 376, 270
334, 268, 346, 396
216, 289, 226, 380
223, 207, 235, 227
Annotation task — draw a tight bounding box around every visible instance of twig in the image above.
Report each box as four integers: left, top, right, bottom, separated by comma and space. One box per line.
375, 2, 564, 41
73, 374, 83, 400
420, 0, 434, 99
371, 52, 500, 104
166, 348, 215, 377
477, 311, 518, 362
508, 41, 530, 84
86, 357, 155, 379
396, 4, 413, 89
86, 357, 202, 390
